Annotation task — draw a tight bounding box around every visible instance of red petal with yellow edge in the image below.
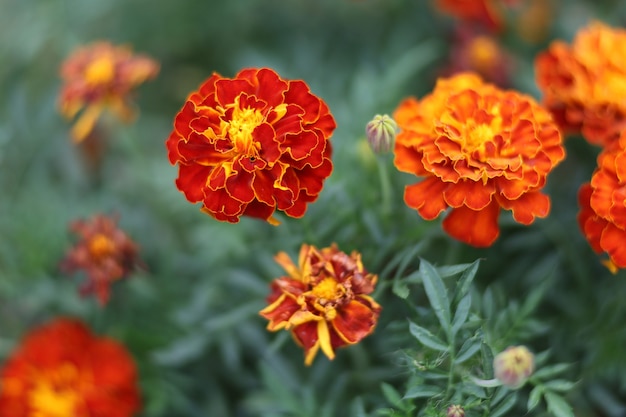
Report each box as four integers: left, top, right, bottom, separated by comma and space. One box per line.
404, 178, 449, 220
292, 321, 321, 362
259, 293, 300, 330
443, 201, 500, 247
202, 189, 245, 220
600, 223, 626, 268
242, 200, 275, 223
443, 179, 494, 210
331, 300, 379, 345
496, 191, 550, 225
175, 163, 212, 203
283, 81, 324, 124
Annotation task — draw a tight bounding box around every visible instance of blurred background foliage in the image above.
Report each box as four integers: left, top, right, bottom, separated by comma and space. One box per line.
3, 0, 626, 416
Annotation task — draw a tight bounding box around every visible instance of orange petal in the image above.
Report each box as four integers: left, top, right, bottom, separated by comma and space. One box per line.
600, 223, 626, 269
331, 300, 378, 345
404, 177, 450, 220
71, 104, 103, 143
443, 201, 500, 247
496, 191, 550, 225
443, 179, 494, 210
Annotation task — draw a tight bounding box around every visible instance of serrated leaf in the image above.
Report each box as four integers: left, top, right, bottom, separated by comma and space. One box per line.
403, 384, 443, 399
490, 392, 517, 417
545, 392, 575, 417
454, 337, 481, 364
527, 385, 544, 411
419, 259, 452, 338
453, 259, 480, 302
451, 293, 471, 335
409, 322, 449, 352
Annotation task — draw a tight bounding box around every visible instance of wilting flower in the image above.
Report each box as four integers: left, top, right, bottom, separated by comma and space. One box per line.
366, 114, 398, 154
166, 68, 335, 225
393, 72, 564, 247
535, 22, 626, 146
60, 214, 143, 305
0, 317, 140, 417
493, 345, 535, 389
59, 41, 159, 142
259, 243, 381, 365
578, 132, 626, 273
434, 0, 520, 32
447, 404, 465, 417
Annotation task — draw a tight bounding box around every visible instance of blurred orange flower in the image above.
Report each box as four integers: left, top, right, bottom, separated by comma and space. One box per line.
60, 214, 143, 305
260, 244, 381, 365
59, 41, 159, 142
0, 317, 140, 417
578, 132, 626, 273
535, 22, 626, 146
166, 68, 335, 225
434, 0, 519, 32
394, 73, 564, 247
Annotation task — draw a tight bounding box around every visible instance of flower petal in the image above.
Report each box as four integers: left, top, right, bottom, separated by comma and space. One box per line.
443, 201, 500, 247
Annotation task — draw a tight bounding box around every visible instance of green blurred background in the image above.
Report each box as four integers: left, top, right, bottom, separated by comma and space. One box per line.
3, 0, 626, 416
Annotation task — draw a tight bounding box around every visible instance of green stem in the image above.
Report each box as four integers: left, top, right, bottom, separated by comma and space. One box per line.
377, 155, 392, 216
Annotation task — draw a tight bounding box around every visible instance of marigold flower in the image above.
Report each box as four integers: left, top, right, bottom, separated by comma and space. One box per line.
60, 214, 143, 305
434, 0, 515, 32
259, 243, 381, 365
59, 41, 159, 142
393, 72, 564, 247
493, 345, 535, 389
166, 68, 335, 225
578, 132, 626, 273
535, 22, 626, 146
0, 317, 140, 417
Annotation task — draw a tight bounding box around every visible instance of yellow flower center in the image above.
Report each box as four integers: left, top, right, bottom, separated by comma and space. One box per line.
310, 277, 345, 304
88, 233, 116, 259
227, 102, 265, 157
84, 55, 115, 86
28, 363, 85, 417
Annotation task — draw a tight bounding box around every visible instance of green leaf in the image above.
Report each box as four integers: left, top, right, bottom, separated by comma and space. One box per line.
453, 259, 481, 302
527, 385, 544, 411
490, 392, 517, 417
532, 363, 572, 380
409, 321, 449, 352
419, 259, 452, 338
451, 293, 471, 335
403, 384, 443, 399
392, 278, 410, 299
436, 263, 475, 278
545, 392, 575, 417
543, 380, 577, 393
454, 336, 482, 364
381, 383, 403, 407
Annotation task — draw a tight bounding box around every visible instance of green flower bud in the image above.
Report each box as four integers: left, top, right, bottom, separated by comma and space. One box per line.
447, 404, 465, 417
493, 345, 535, 389
365, 114, 398, 154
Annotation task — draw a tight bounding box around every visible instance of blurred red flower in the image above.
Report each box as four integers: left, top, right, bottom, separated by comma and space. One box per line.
393, 73, 564, 247
58, 41, 159, 142
60, 214, 143, 305
260, 244, 381, 365
166, 68, 335, 225
434, 0, 520, 32
0, 318, 140, 417
535, 22, 626, 147
578, 132, 626, 273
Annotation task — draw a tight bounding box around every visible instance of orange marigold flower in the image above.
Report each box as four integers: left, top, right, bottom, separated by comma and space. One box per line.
394, 72, 564, 247
166, 68, 335, 225
434, 0, 516, 32
59, 41, 159, 143
0, 317, 140, 417
578, 132, 626, 273
259, 243, 381, 365
60, 214, 143, 305
535, 22, 626, 146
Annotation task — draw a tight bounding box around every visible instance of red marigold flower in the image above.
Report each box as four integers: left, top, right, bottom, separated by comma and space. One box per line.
59, 41, 159, 143
60, 214, 143, 305
0, 317, 140, 417
578, 132, 626, 273
393, 72, 564, 247
535, 22, 626, 146
434, 0, 516, 32
259, 243, 381, 365
166, 68, 336, 225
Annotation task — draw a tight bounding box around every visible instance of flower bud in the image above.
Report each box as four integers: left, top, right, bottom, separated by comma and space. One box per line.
447, 404, 465, 417
365, 114, 398, 154
493, 345, 535, 389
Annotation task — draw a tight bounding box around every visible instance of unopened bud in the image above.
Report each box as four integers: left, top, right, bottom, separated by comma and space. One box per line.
365, 114, 398, 154
447, 404, 465, 417
493, 345, 534, 389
